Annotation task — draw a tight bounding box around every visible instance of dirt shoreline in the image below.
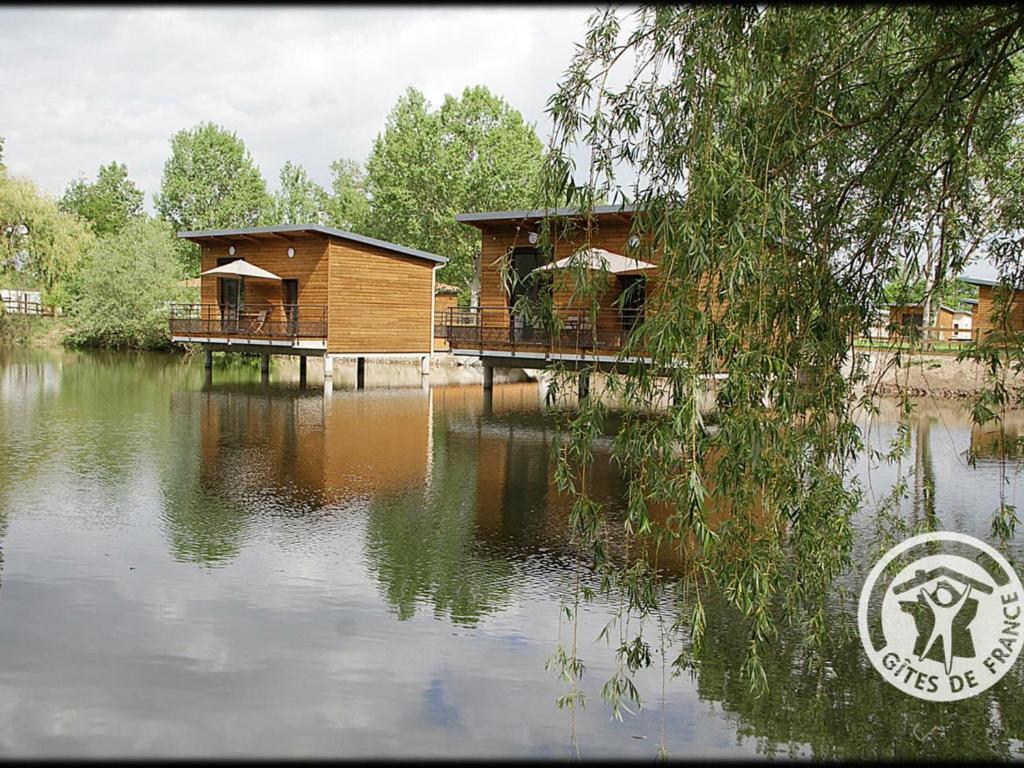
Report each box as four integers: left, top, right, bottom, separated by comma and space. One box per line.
863, 349, 1024, 400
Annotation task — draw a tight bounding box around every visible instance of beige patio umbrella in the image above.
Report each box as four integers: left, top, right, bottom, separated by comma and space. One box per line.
200, 259, 283, 281
200, 259, 282, 311
532, 247, 656, 276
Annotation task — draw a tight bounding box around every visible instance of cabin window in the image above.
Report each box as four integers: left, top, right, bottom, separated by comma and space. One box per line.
216, 256, 245, 315
618, 274, 646, 331
508, 247, 549, 342
508, 247, 547, 308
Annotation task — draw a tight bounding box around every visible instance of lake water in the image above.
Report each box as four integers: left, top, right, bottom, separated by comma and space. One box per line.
0, 348, 1021, 759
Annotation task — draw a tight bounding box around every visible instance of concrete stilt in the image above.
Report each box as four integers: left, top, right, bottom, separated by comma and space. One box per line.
203, 366, 213, 390
420, 354, 430, 376
578, 371, 590, 402
203, 348, 213, 369
299, 356, 307, 387
260, 353, 270, 383
482, 364, 494, 390
323, 354, 334, 378
356, 357, 366, 389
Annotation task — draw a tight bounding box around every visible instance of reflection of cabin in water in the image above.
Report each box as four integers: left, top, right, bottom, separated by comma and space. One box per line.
169, 225, 448, 381
191, 387, 433, 506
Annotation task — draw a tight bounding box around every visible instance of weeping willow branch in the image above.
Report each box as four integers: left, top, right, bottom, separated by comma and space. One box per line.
535, 4, 1024, 733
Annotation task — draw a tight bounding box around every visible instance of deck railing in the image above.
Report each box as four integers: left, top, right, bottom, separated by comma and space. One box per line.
169, 303, 328, 341
856, 325, 979, 348
443, 305, 645, 356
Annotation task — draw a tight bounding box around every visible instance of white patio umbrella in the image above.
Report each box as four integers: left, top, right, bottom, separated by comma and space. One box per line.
200, 259, 283, 281
532, 247, 656, 275
200, 259, 282, 313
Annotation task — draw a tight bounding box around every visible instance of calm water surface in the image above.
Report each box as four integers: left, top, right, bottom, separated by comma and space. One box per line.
0, 349, 1021, 759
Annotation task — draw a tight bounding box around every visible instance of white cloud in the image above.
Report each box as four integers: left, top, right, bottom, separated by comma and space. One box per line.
0, 6, 597, 209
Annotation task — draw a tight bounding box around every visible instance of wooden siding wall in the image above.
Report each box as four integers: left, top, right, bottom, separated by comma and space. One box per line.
328, 240, 435, 354
934, 307, 955, 331
476, 215, 650, 329
434, 293, 459, 350
199, 236, 330, 317
975, 285, 1024, 335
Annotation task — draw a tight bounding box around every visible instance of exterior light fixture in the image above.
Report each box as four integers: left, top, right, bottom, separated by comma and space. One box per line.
527, 231, 539, 245
287, 247, 295, 258
228, 245, 236, 256
627, 235, 640, 249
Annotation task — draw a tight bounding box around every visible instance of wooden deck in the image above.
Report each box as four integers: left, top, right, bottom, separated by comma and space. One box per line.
169, 303, 328, 350
443, 305, 647, 363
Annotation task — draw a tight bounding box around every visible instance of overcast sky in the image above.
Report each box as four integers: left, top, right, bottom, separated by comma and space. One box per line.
0, 5, 597, 207
0, 5, 1001, 280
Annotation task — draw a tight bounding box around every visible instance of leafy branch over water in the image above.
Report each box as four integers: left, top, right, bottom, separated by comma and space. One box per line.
533, 4, 1024, 728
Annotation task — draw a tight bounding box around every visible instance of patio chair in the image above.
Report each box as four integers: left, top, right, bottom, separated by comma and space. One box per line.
247, 308, 270, 335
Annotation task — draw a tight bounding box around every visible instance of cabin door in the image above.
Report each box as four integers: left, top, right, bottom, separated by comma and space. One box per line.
217, 257, 244, 328
282, 280, 299, 334
618, 275, 646, 332
508, 247, 548, 342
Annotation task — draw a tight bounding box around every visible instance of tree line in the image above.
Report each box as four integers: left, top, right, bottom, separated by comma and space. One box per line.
0, 84, 545, 348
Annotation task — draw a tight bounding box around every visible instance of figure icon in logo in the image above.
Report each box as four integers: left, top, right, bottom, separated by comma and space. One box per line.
893, 566, 994, 674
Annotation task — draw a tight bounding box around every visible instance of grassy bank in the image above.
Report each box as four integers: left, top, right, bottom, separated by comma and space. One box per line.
0, 313, 66, 347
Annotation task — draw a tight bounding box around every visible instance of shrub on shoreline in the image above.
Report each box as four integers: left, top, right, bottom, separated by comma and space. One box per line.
64, 218, 189, 350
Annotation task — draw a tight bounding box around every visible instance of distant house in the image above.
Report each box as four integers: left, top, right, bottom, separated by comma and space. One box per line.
168, 224, 448, 377
885, 299, 975, 341
934, 303, 974, 341
960, 277, 1024, 338
887, 303, 925, 331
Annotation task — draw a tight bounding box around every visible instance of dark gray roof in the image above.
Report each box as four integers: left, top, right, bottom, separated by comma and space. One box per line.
937, 303, 972, 315
177, 224, 447, 264
959, 275, 1002, 288
455, 203, 636, 225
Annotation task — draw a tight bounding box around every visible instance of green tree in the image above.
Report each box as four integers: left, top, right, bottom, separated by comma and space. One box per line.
882, 275, 978, 318
272, 161, 330, 225
364, 85, 545, 289
65, 217, 187, 349
326, 158, 370, 232
0, 168, 94, 304
59, 161, 144, 236
533, 5, 1024, 722
155, 122, 272, 273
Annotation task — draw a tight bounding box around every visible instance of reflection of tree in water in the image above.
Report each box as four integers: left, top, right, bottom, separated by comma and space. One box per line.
158, 389, 260, 566
690, 589, 1024, 760
913, 421, 937, 528
0, 505, 6, 598
363, 416, 514, 626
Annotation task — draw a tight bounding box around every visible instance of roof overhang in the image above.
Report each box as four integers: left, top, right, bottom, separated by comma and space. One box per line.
957, 275, 1024, 289
178, 224, 448, 264
454, 204, 636, 228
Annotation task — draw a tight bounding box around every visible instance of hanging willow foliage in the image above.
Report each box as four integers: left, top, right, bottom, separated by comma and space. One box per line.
531, 4, 1024, 730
